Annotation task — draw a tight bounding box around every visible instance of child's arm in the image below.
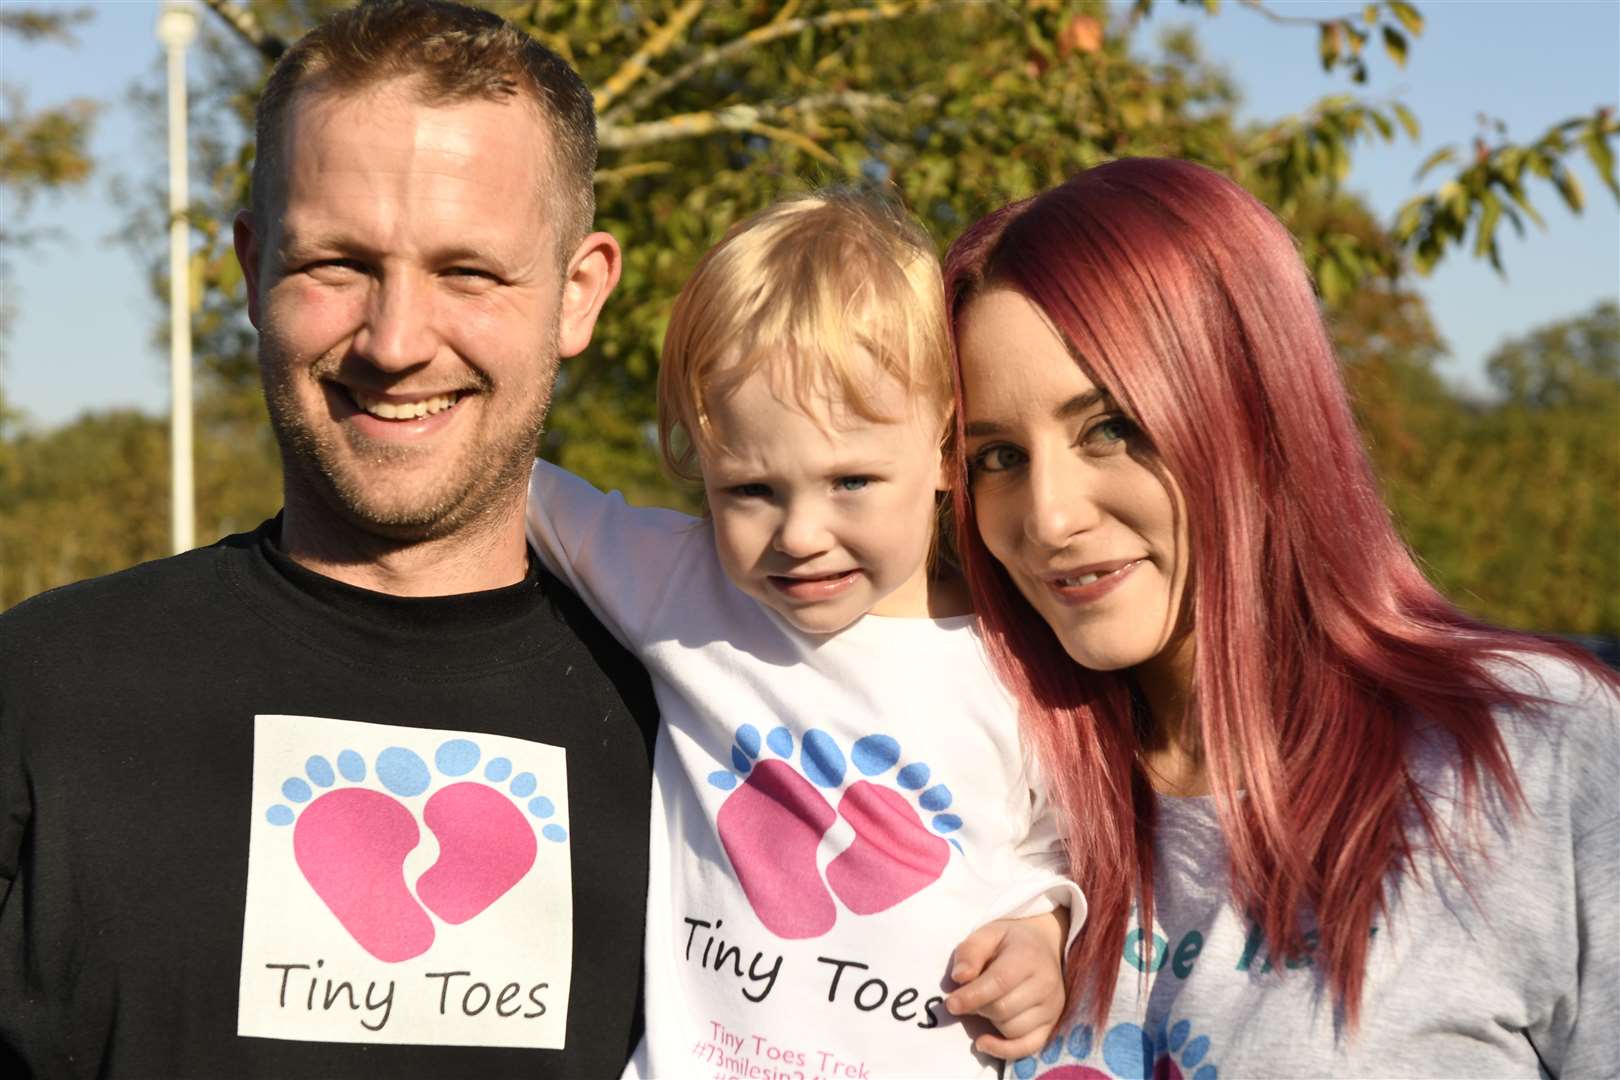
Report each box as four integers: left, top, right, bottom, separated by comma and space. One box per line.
944, 908, 1069, 1059
525, 457, 701, 650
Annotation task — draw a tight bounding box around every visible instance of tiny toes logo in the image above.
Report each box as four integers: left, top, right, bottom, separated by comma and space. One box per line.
705, 724, 961, 939
238, 714, 574, 1049
263, 738, 567, 962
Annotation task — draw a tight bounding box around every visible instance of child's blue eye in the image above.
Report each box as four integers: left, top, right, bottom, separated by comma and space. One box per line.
834, 476, 871, 492
728, 483, 772, 499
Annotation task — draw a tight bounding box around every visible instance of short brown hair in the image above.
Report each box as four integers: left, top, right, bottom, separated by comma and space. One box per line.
250, 0, 596, 250
657, 189, 950, 484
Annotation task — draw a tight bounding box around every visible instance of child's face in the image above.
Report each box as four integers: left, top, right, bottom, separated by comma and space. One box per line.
699, 360, 947, 635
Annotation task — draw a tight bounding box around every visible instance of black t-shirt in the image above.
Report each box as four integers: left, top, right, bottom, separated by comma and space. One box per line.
0, 520, 658, 1079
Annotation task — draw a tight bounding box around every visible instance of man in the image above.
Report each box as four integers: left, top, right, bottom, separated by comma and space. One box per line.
0, 2, 657, 1076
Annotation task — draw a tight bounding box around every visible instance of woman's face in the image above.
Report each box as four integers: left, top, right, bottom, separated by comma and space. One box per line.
958, 287, 1190, 676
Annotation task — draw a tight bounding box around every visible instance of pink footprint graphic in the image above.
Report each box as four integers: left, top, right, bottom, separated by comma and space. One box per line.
826, 780, 950, 915
294, 788, 436, 963
416, 781, 538, 924
716, 759, 838, 939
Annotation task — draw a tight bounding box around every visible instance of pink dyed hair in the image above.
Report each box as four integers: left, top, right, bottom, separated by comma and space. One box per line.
944, 158, 1618, 1028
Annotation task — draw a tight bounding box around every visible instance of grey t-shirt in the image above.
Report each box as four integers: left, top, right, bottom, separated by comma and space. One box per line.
1017, 655, 1619, 1079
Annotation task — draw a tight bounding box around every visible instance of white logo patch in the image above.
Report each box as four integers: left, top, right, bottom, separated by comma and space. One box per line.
237, 714, 572, 1048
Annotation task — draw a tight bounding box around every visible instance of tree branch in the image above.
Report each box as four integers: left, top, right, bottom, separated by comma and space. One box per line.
593, 0, 707, 116
201, 0, 285, 63
598, 90, 919, 158
603, 0, 963, 124
1237, 0, 1363, 28
599, 101, 835, 163
593, 160, 675, 187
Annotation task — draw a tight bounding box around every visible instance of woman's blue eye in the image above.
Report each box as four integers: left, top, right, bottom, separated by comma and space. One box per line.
834, 476, 870, 492
1090, 416, 1137, 445
971, 445, 1027, 473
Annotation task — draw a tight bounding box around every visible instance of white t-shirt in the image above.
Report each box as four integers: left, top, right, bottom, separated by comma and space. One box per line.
1016, 653, 1619, 1080
526, 460, 1083, 1079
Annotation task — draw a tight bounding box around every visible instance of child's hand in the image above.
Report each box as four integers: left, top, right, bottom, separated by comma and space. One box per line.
944, 909, 1069, 1060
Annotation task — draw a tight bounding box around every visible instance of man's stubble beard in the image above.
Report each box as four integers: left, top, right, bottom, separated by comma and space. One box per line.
258, 324, 559, 547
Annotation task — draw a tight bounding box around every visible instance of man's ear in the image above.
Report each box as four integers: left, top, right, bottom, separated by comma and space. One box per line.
233, 209, 264, 329
557, 230, 622, 359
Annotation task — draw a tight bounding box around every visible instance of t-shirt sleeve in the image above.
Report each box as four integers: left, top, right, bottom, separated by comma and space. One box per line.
1543, 666, 1620, 1078
978, 755, 1087, 950
524, 458, 701, 650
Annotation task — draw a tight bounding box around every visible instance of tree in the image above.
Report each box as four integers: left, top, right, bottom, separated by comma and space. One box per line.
1487, 299, 1619, 410
7, 0, 1616, 627
1356, 301, 1620, 634
0, 410, 169, 607
0, 6, 99, 371
153, 0, 1613, 509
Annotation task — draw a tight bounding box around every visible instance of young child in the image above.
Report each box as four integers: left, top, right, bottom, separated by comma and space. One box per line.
526, 191, 1082, 1078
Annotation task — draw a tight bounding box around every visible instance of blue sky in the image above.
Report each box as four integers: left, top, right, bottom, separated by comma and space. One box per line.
3, 0, 1617, 429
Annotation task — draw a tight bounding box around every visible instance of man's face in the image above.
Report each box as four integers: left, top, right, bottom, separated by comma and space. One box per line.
236, 80, 609, 542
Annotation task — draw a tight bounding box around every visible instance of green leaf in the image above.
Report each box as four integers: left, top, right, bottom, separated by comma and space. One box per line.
1370, 109, 1394, 139
1551, 167, 1585, 212
1415, 145, 1456, 179
1316, 252, 1345, 301
1501, 175, 1548, 229
1319, 22, 1341, 72
1413, 235, 1440, 275
1581, 126, 1619, 199
1392, 101, 1420, 139
1474, 191, 1502, 260
1394, 197, 1426, 240
1363, 4, 1380, 25
1382, 26, 1407, 67
1441, 180, 1468, 222
1499, 203, 1527, 238
1202, 0, 1221, 13
1387, 1, 1425, 35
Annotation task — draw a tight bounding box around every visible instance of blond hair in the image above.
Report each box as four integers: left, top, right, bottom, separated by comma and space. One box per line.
657, 190, 950, 482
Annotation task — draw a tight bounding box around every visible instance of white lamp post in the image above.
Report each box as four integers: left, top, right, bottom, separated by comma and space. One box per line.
157, 0, 197, 554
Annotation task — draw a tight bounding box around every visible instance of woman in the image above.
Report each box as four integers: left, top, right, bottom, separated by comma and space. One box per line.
945, 158, 1618, 1078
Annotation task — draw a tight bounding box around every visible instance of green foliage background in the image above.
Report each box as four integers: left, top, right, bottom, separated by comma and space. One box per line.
2, 0, 1617, 633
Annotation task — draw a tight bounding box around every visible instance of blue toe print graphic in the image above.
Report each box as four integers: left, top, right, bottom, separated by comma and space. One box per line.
435, 738, 480, 776
850, 734, 900, 775
1013, 1024, 1100, 1078
305, 755, 335, 787
266, 739, 569, 844
376, 746, 431, 796
1013, 1018, 1220, 1080
707, 725, 968, 847
800, 730, 845, 787
1103, 1023, 1155, 1079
